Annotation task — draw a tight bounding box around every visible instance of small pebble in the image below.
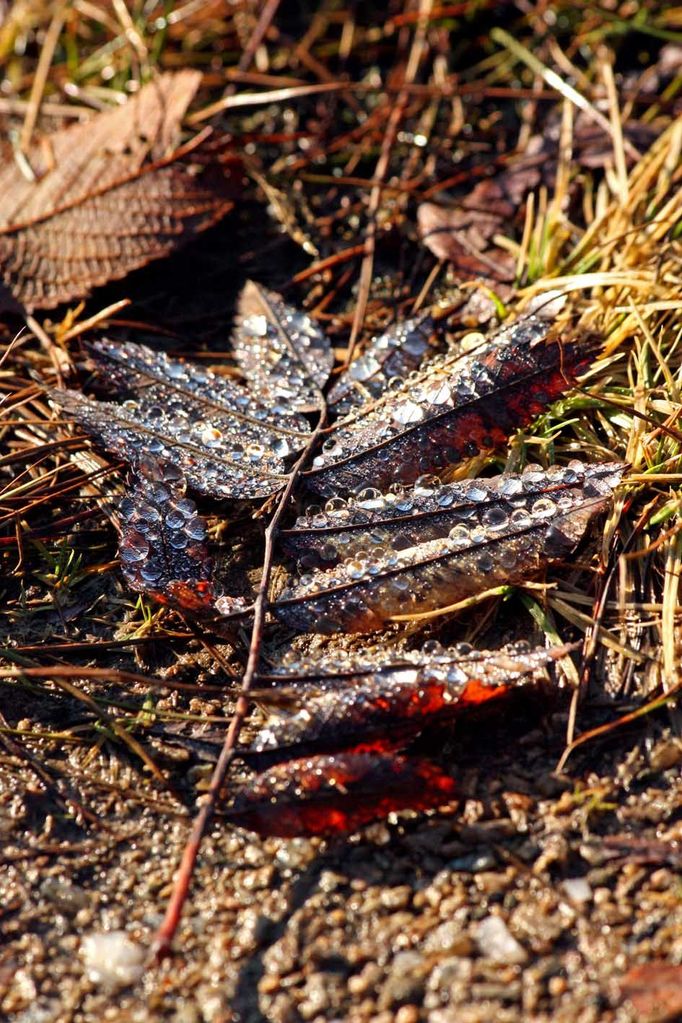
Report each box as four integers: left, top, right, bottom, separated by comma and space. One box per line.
81, 930, 145, 989
40, 878, 90, 913
548, 975, 568, 997
395, 1006, 420, 1023
424, 920, 473, 956
475, 915, 528, 964
561, 878, 592, 905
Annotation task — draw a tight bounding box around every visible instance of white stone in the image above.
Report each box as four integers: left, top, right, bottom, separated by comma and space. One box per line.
561, 877, 593, 905
475, 915, 528, 964
81, 930, 145, 989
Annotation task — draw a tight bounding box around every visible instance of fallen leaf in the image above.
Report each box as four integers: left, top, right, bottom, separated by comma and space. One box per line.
117, 455, 216, 613
0, 71, 240, 310
303, 315, 595, 497
225, 753, 457, 837
417, 152, 543, 281
328, 312, 441, 416
232, 279, 333, 413
282, 461, 625, 568
52, 336, 311, 499
246, 641, 561, 767
275, 463, 624, 634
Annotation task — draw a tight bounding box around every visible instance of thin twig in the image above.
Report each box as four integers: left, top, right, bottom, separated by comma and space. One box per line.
343, 0, 433, 369
151, 411, 327, 961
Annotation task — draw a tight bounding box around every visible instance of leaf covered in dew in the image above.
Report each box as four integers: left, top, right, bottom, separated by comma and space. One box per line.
303, 315, 596, 497
281, 461, 626, 567
232, 280, 333, 412
275, 462, 625, 634
245, 641, 564, 767
225, 752, 457, 837
51, 336, 313, 500
327, 312, 441, 416
0, 71, 241, 311
117, 455, 216, 613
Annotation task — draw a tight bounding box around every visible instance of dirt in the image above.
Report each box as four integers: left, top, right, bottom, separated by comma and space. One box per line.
1, 677, 680, 1023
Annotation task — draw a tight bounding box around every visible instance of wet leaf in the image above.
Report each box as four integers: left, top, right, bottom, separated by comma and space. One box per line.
232, 280, 332, 412
52, 337, 312, 499
118, 455, 216, 613
245, 642, 562, 767
225, 753, 457, 837
282, 462, 626, 568
275, 463, 624, 633
304, 316, 595, 497
0, 71, 240, 310
328, 312, 441, 416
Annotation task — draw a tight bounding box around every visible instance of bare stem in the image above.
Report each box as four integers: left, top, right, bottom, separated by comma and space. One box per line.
150, 412, 326, 961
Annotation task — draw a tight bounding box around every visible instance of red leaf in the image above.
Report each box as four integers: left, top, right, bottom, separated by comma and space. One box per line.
303, 315, 595, 497
226, 754, 457, 837
247, 641, 560, 766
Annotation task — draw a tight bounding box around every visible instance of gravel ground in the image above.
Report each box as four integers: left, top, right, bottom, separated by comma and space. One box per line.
1, 684, 680, 1023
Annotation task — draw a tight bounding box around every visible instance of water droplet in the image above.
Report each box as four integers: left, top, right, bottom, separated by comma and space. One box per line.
424, 381, 452, 405
165, 510, 184, 530
392, 400, 424, 425
477, 552, 494, 573
510, 508, 532, 528
136, 501, 161, 523
356, 488, 384, 511
414, 474, 441, 497
201, 426, 223, 447
448, 524, 471, 547
482, 506, 509, 530
175, 498, 196, 517
325, 496, 347, 515
322, 438, 342, 456
186, 518, 206, 540
120, 535, 149, 562
500, 476, 523, 497
532, 497, 556, 518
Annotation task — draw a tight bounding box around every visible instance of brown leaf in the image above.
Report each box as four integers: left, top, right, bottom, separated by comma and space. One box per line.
0, 71, 240, 310
418, 153, 543, 281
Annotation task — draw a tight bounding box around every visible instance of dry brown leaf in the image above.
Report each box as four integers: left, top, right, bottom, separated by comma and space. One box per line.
418, 151, 543, 282
0, 71, 241, 310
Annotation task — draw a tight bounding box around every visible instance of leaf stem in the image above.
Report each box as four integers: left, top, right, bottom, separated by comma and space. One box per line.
150, 411, 327, 962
